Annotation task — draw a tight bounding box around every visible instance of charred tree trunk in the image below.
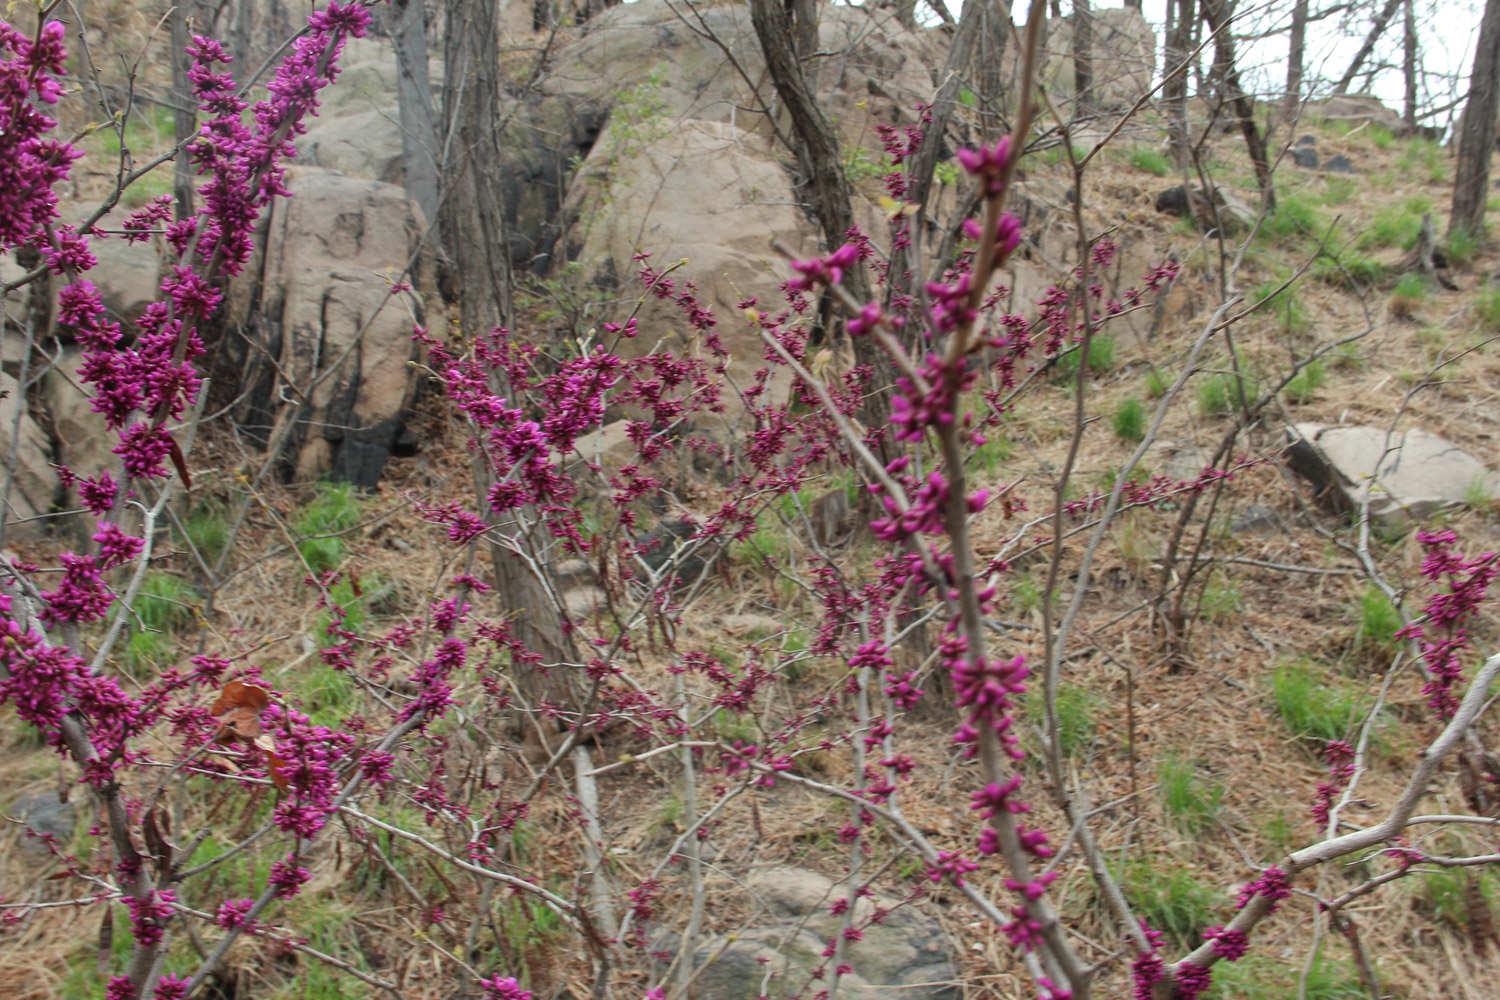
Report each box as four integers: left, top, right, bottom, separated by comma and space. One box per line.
1201, 0, 1274, 211
440, 0, 580, 728
1072, 0, 1093, 117
750, 0, 895, 437
887, 0, 997, 306
1285, 0, 1307, 115
1450, 0, 1500, 240
388, 0, 441, 239
1402, 0, 1418, 126
440, 0, 512, 335
1164, 0, 1194, 167
169, 3, 197, 221
1334, 0, 1402, 94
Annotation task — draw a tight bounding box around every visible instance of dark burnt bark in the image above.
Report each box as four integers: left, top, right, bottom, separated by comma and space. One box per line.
387, 0, 441, 239
440, 0, 512, 335
1450, 0, 1500, 240
1164, 0, 1193, 167
1201, 0, 1274, 211
749, 0, 895, 436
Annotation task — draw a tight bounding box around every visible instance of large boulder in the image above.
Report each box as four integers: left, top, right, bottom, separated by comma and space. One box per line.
226, 167, 442, 486
559, 117, 810, 392
44, 348, 114, 479
0, 372, 58, 539
659, 867, 959, 1000
1309, 94, 1404, 134
1042, 8, 1158, 110
1286, 422, 1500, 527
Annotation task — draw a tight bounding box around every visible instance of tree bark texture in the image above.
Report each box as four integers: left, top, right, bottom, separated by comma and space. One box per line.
749, 0, 896, 437
387, 0, 441, 240
1402, 0, 1418, 125
1072, 0, 1093, 116
441, 0, 513, 336
1450, 0, 1500, 239
1285, 0, 1306, 115
887, 0, 996, 307
1164, 0, 1193, 167
1201, 0, 1274, 211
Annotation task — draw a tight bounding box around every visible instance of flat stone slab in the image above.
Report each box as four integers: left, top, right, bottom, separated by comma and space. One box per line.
1286, 423, 1500, 527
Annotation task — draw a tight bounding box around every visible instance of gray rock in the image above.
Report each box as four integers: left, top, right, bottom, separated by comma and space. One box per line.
0, 372, 58, 539
1324, 154, 1356, 174
1286, 423, 1500, 527
1231, 505, 1280, 533
1295, 134, 1317, 147
1291, 147, 1319, 169
664, 867, 963, 1000
1153, 184, 1256, 234
563, 585, 609, 618
13, 791, 75, 854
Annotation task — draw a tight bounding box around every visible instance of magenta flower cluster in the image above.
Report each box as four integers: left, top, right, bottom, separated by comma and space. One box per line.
1395, 529, 1498, 719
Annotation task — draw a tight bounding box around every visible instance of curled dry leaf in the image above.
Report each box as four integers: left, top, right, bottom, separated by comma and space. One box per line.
211, 680, 285, 787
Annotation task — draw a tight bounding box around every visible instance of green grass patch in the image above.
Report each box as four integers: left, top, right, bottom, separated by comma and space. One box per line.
1208, 951, 1369, 999
1476, 284, 1500, 330
1196, 570, 1242, 622
1253, 280, 1307, 333
1112, 398, 1146, 441
1122, 861, 1221, 950
1127, 146, 1171, 177
1313, 250, 1384, 288
1399, 137, 1447, 183
1283, 358, 1327, 402
1261, 194, 1324, 242
181, 501, 230, 567
1446, 225, 1482, 267
1197, 370, 1258, 416
1320, 176, 1356, 205
1144, 368, 1169, 399
1415, 866, 1499, 933
729, 510, 792, 569
1159, 755, 1225, 834
295, 482, 362, 575
1052, 335, 1116, 382
1272, 659, 1367, 743
1359, 196, 1432, 252
1354, 585, 1402, 658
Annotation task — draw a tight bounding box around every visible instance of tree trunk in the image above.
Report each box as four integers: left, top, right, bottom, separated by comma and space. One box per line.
975, 0, 1010, 121
1072, 0, 1092, 117
1164, 0, 1194, 167
1334, 0, 1402, 94
1285, 0, 1306, 115
888, 0, 998, 306
790, 0, 821, 62
440, 0, 512, 336
749, 0, 895, 437
169, 3, 196, 221
1450, 0, 1500, 240
387, 0, 441, 239
1402, 0, 1418, 126
1201, 0, 1274, 211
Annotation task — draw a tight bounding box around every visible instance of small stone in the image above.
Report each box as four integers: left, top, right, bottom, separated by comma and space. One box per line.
1291, 147, 1319, 169
13, 792, 75, 855
1324, 154, 1355, 174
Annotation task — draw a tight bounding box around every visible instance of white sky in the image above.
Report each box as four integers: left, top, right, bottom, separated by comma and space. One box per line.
1127, 0, 1485, 123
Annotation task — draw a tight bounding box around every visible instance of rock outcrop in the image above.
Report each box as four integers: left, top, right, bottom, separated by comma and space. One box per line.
1287, 422, 1500, 527
225, 167, 442, 487
656, 867, 959, 1000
